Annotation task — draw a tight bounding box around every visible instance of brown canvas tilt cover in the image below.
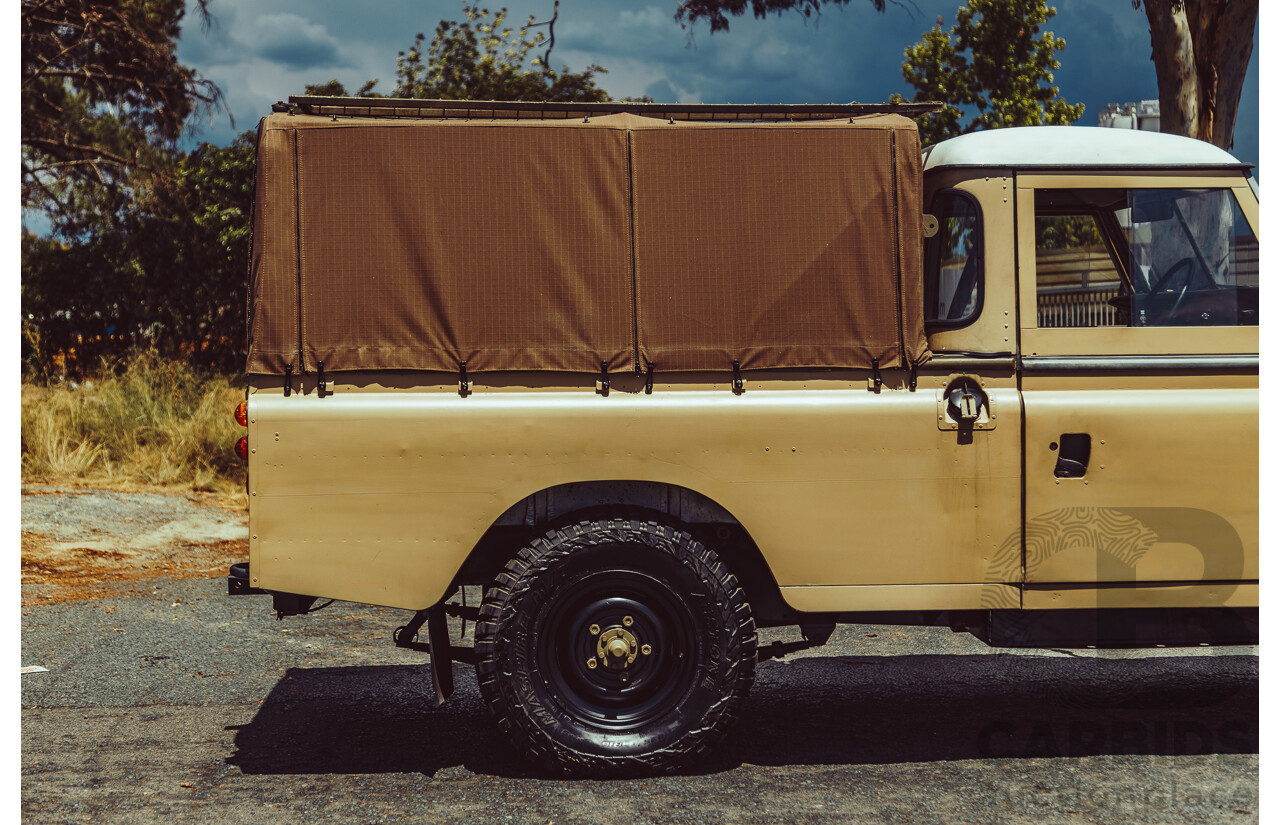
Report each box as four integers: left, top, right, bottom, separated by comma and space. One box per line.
246, 112, 929, 376
248, 114, 633, 375
630, 116, 926, 372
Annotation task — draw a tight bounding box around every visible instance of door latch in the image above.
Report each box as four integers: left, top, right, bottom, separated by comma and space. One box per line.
937, 375, 995, 431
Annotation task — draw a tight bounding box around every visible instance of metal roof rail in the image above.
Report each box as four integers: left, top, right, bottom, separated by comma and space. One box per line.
285, 96, 944, 122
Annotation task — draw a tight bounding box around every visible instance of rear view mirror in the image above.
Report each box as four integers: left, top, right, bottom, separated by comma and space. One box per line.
1131, 191, 1175, 223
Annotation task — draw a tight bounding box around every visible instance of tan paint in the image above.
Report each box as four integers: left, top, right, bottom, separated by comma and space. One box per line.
246, 163, 1258, 615
924, 173, 1019, 356
1015, 173, 1258, 359
249, 375, 1021, 610
1015, 170, 1258, 594
1020, 390, 1257, 583
1022, 583, 1257, 610
781, 583, 1020, 611
1020, 326, 1257, 358
1021, 373, 1257, 392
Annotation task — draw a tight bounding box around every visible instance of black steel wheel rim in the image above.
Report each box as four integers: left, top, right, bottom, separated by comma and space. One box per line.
535, 566, 700, 731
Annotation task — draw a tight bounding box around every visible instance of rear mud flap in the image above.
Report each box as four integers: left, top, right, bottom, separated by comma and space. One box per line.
427, 604, 454, 705
394, 604, 457, 705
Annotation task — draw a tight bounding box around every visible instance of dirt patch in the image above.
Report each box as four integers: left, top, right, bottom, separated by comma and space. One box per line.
21, 485, 248, 605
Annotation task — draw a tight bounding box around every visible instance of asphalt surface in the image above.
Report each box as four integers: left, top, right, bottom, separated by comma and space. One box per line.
22, 571, 1258, 824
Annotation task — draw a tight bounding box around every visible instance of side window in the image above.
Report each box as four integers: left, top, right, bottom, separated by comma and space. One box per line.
1125, 189, 1258, 327
1034, 190, 1126, 328
924, 191, 982, 328
1033, 188, 1259, 329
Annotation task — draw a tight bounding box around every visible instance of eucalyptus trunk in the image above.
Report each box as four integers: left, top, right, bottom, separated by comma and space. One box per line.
1142, 0, 1257, 150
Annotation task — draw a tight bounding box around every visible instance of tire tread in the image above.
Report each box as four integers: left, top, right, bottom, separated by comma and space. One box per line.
474, 514, 756, 775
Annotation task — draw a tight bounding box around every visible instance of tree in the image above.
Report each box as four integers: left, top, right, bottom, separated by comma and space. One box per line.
677, 0, 1257, 152
22, 134, 256, 376
304, 78, 379, 98
1133, 0, 1256, 150
21, 0, 223, 217
674, 0, 887, 33
23, 5, 627, 378
897, 0, 1084, 145
310, 5, 612, 103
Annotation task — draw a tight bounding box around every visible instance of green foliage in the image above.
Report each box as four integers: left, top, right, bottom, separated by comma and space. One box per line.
394, 5, 606, 101
22, 0, 222, 216
22, 133, 257, 377
394, 5, 610, 102
21, 351, 246, 494
1035, 215, 1104, 250
674, 0, 886, 34
899, 0, 1085, 145
23, 4, 625, 380
304, 78, 380, 98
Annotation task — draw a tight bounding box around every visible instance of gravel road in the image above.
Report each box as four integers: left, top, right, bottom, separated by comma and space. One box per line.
21, 485, 246, 550
20, 491, 1258, 824
21, 485, 247, 604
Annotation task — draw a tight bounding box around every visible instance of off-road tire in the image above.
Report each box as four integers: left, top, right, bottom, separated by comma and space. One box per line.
474, 514, 757, 775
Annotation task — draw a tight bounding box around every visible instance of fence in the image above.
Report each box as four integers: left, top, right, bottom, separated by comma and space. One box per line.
1037, 285, 1121, 328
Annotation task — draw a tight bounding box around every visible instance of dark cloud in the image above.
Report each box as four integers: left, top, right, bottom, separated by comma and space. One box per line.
245, 13, 346, 69
644, 78, 681, 103
176, 0, 1259, 168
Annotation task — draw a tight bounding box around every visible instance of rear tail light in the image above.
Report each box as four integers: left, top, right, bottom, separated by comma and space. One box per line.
233, 401, 248, 427
235, 436, 248, 461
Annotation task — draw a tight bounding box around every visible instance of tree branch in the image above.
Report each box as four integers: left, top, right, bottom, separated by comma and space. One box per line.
675, 0, 887, 33
529, 0, 560, 70
24, 135, 134, 167
20, 21, 95, 88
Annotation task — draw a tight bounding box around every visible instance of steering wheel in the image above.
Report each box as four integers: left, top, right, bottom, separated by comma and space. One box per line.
1150, 256, 1218, 294
1146, 256, 1215, 324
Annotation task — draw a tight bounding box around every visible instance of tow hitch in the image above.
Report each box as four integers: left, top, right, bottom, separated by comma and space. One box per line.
227, 562, 264, 595
226, 562, 320, 616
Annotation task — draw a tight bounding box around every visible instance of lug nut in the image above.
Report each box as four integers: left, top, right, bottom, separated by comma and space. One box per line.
622, 616, 634, 627
641, 644, 652, 655
589, 624, 600, 635
586, 658, 597, 669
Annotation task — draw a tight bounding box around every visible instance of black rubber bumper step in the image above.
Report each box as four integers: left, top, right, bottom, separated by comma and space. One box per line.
227, 562, 267, 596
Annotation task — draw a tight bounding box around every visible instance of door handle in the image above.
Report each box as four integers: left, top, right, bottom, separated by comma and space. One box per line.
1052, 434, 1091, 478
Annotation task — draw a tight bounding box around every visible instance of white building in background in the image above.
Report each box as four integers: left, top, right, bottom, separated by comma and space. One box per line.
1098, 99, 1161, 131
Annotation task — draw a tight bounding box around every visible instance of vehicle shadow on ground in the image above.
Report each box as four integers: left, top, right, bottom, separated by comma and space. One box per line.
225, 653, 1257, 779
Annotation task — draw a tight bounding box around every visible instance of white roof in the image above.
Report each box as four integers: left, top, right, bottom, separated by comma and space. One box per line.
922, 126, 1245, 171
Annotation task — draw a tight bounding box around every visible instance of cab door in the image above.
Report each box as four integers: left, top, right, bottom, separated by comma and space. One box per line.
913, 171, 1024, 607
1015, 172, 1259, 608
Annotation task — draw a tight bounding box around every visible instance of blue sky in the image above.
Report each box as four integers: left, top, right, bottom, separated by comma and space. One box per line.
175, 0, 1260, 169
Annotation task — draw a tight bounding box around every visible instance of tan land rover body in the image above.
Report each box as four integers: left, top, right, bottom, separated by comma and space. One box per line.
228, 98, 1258, 774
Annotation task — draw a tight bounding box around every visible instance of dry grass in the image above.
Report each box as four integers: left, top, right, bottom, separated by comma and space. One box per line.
21, 352, 247, 504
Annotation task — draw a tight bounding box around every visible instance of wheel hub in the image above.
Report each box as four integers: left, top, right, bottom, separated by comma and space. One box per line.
536, 565, 701, 730
595, 625, 640, 670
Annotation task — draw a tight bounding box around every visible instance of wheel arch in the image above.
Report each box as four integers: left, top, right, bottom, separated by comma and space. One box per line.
456, 480, 797, 626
